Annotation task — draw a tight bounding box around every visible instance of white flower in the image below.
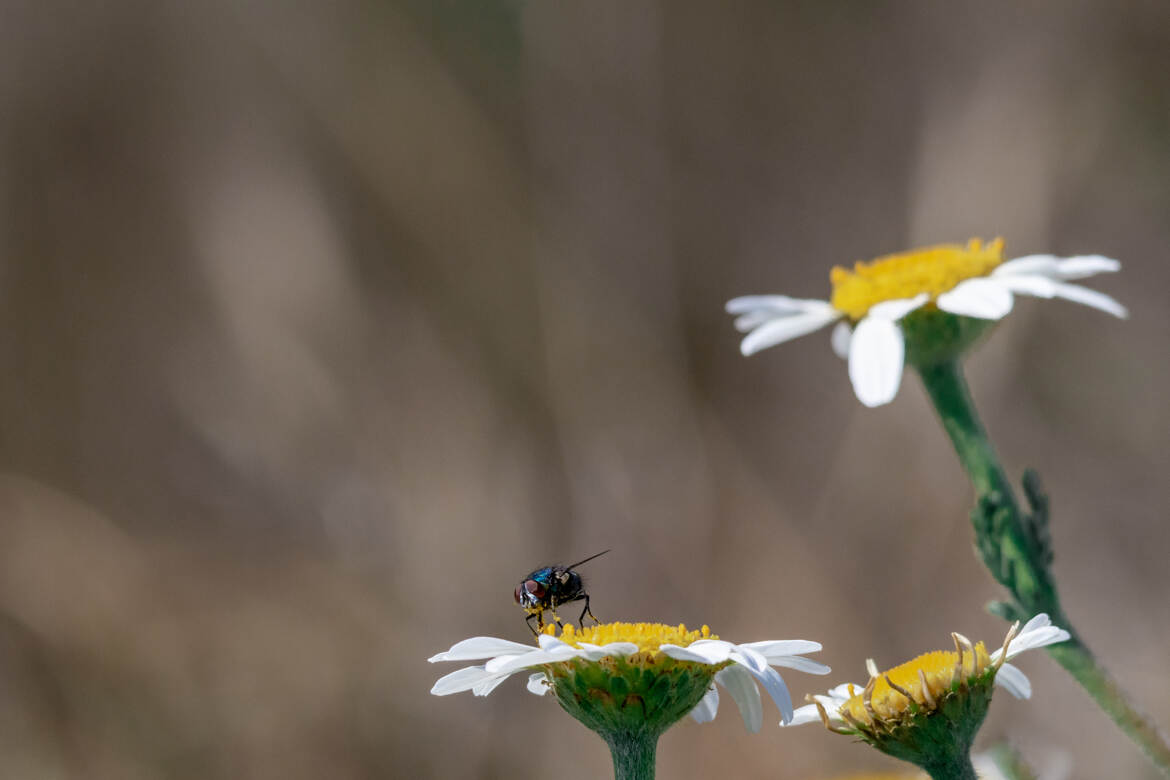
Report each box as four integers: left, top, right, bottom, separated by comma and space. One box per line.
728, 240, 1126, 408
429, 622, 831, 731
785, 614, 1070, 729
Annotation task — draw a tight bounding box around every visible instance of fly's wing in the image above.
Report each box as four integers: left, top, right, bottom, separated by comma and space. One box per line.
565, 550, 610, 569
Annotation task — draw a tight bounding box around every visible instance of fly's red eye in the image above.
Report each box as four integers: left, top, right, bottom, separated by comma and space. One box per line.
524, 580, 546, 598
514, 585, 524, 604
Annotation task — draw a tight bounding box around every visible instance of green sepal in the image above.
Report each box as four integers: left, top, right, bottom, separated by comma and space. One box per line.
901, 308, 996, 370
541, 656, 724, 780
545, 655, 721, 739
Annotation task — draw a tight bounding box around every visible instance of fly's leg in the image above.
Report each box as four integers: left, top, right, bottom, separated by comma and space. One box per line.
526, 611, 543, 637
577, 593, 599, 627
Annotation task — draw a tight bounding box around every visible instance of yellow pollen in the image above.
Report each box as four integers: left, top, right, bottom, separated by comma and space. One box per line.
547, 621, 715, 654
829, 238, 1005, 320
841, 642, 992, 724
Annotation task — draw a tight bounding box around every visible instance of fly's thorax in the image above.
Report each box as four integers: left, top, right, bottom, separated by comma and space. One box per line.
551, 569, 584, 606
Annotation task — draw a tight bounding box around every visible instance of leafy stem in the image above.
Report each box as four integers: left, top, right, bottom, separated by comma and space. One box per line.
915, 358, 1170, 775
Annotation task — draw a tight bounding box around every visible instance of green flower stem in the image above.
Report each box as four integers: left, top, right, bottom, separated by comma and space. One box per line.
605, 730, 658, 780
915, 360, 1064, 622
922, 754, 978, 780
916, 359, 1170, 775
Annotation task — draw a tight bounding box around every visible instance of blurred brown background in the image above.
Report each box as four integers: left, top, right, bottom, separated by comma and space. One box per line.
0, 1, 1167, 778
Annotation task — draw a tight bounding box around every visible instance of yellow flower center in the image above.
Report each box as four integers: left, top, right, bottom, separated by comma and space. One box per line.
841, 642, 992, 724
829, 238, 1005, 320
548, 621, 716, 654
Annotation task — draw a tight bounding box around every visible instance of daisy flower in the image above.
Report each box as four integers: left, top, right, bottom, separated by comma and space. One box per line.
430, 622, 830, 732
786, 615, 1068, 779
727, 238, 1125, 407
431, 622, 830, 778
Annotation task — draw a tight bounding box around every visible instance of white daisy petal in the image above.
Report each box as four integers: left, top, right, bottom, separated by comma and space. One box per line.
936, 277, 1014, 320
995, 254, 1120, 281
824, 682, 856, 701
661, 639, 734, 665
994, 662, 1033, 699
690, 685, 720, 724
995, 274, 1128, 318
781, 684, 855, 727
993, 255, 1063, 278
740, 640, 823, 658
725, 295, 822, 316
715, 663, 763, 733
526, 673, 550, 696
731, 646, 794, 723
1050, 282, 1128, 318
729, 644, 768, 675
750, 664, 794, 724
576, 642, 641, 660
766, 655, 832, 675
989, 615, 1069, 666
786, 703, 826, 726
428, 636, 538, 663
1005, 631, 1070, 660
739, 306, 842, 356
730, 297, 834, 332
537, 635, 574, 652
867, 292, 929, 321
1019, 613, 1053, 634
993, 273, 1060, 298
734, 310, 780, 333
726, 296, 837, 333
1050, 254, 1121, 280
830, 320, 852, 359
473, 672, 514, 696
848, 315, 906, 407
1013, 625, 1070, 655
431, 665, 499, 696
485, 648, 568, 676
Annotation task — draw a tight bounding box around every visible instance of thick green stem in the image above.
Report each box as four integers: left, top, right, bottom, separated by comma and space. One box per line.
917, 360, 1016, 500
916, 359, 1170, 775
923, 754, 979, 780
605, 730, 658, 780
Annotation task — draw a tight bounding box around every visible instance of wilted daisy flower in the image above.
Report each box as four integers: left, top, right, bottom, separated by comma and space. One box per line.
431, 622, 829, 778
787, 615, 1068, 779
727, 238, 1125, 407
